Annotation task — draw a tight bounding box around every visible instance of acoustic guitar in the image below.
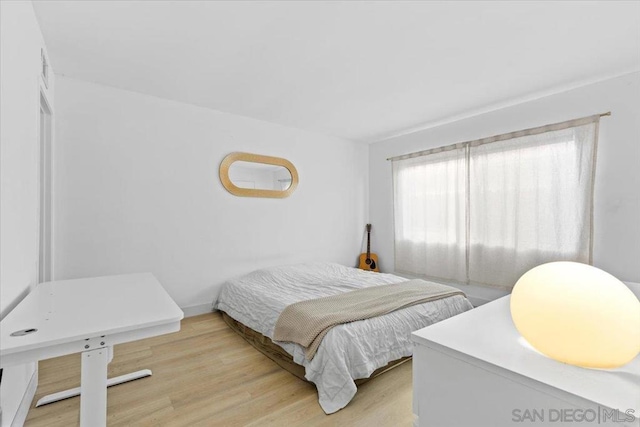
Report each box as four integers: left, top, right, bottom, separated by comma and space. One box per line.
358, 224, 379, 272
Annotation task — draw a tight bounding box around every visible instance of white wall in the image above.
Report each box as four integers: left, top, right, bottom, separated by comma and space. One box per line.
53, 76, 369, 312
0, 1, 55, 425
370, 72, 640, 303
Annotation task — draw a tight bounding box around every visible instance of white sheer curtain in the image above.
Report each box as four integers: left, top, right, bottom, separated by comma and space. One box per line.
392, 117, 599, 289
393, 146, 467, 282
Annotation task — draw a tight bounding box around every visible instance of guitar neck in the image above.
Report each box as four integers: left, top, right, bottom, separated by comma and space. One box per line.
366, 231, 371, 258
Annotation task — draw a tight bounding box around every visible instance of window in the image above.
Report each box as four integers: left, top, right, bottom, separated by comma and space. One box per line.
392, 116, 599, 289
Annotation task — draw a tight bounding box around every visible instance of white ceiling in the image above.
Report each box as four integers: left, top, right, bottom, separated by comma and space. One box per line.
33, 1, 640, 142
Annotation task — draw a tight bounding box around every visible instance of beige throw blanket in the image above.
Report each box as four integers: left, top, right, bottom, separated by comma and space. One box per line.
273, 279, 465, 360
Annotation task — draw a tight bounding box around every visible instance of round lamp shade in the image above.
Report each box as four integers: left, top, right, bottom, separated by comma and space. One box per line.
510, 262, 640, 369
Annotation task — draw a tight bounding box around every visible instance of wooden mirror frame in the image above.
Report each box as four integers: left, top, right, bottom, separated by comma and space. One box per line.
219, 152, 299, 198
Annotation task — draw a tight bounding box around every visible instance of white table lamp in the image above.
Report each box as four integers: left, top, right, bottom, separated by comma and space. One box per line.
510, 261, 640, 369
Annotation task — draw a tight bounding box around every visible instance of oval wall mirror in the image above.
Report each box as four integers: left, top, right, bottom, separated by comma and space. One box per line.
219, 152, 298, 198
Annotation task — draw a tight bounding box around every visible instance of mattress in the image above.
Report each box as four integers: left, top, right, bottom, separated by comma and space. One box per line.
214, 262, 473, 414
221, 312, 411, 386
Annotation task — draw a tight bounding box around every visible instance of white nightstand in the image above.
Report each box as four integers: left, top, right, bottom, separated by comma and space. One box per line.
412, 295, 640, 427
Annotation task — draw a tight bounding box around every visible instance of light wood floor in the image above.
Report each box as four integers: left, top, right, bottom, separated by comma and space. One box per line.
25, 313, 413, 426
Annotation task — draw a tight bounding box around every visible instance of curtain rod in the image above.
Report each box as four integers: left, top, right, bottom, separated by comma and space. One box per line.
386, 111, 611, 162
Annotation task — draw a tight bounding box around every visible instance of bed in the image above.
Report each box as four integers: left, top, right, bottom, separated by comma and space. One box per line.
213, 262, 473, 414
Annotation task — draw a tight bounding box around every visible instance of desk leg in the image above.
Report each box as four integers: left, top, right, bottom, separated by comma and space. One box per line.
79, 346, 109, 427
35, 370, 153, 407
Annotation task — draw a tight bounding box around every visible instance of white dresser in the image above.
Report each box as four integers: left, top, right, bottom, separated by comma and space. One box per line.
412, 295, 640, 427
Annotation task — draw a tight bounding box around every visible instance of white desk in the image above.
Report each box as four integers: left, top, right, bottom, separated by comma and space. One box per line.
412, 296, 640, 427
0, 273, 183, 427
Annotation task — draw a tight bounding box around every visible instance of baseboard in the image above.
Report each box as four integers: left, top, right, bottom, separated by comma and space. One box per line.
180, 303, 215, 318
10, 367, 37, 427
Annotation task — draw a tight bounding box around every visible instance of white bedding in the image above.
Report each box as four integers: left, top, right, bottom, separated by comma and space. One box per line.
214, 262, 473, 414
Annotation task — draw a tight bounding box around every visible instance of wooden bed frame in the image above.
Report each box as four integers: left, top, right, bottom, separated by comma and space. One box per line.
221, 312, 411, 385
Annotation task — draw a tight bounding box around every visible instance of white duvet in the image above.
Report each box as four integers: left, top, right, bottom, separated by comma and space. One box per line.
214, 262, 473, 414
